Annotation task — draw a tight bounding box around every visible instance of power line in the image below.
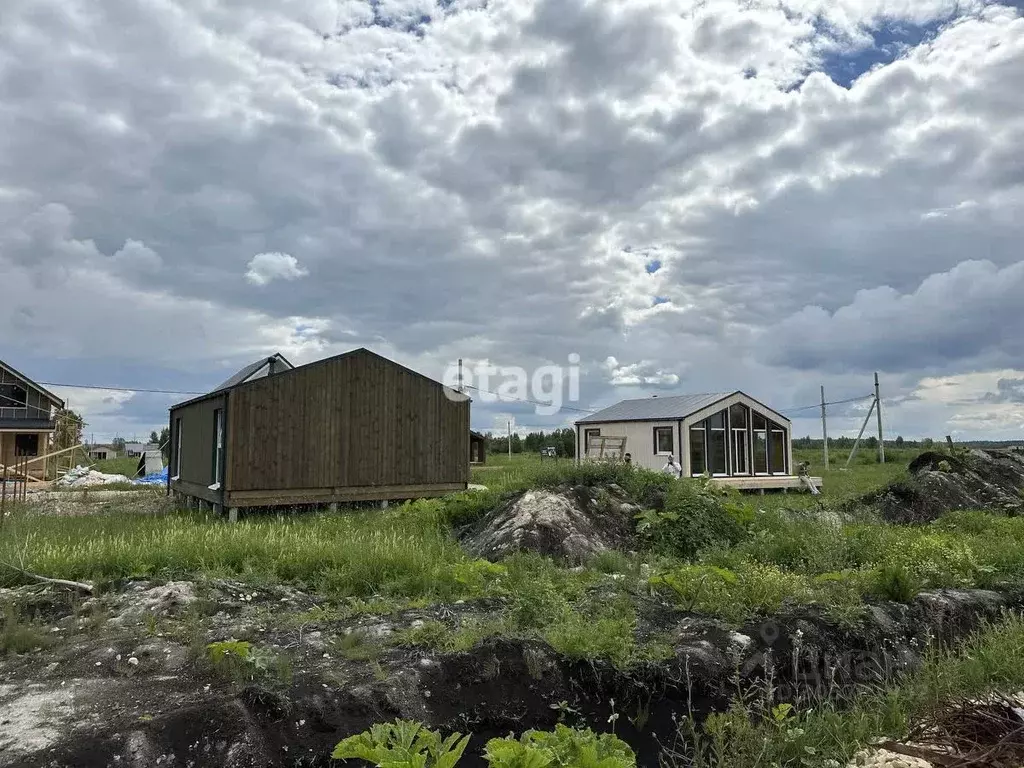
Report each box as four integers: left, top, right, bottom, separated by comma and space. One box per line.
38, 381, 206, 396
461, 384, 598, 414
783, 394, 874, 415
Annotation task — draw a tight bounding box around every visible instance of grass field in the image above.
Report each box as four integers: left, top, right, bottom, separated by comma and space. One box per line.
91, 456, 144, 477
3, 446, 1023, 767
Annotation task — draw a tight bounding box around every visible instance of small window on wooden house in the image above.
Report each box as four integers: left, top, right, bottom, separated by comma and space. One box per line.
653, 426, 674, 455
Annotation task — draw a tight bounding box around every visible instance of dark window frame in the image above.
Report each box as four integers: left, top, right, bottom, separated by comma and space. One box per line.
212, 409, 225, 486
689, 423, 708, 476
653, 426, 674, 455
584, 428, 601, 453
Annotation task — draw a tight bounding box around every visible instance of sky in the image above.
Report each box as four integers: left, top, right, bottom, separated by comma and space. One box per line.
2, 0, 1024, 443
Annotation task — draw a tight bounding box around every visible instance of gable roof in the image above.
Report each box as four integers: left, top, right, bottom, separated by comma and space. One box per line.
171, 348, 468, 411
0, 359, 65, 409
212, 353, 294, 393
576, 391, 791, 425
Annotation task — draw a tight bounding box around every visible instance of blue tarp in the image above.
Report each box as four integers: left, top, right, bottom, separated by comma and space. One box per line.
135, 467, 168, 485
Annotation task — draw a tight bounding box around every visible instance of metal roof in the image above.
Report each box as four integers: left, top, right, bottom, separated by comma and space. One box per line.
212, 353, 294, 393
577, 393, 731, 424
577, 391, 793, 425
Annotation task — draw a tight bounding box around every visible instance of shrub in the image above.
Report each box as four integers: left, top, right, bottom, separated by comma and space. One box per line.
332, 719, 469, 767
332, 721, 635, 768
544, 607, 637, 669
485, 724, 636, 768
636, 479, 749, 559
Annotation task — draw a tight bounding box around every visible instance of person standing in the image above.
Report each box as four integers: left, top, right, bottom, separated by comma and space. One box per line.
662, 454, 682, 479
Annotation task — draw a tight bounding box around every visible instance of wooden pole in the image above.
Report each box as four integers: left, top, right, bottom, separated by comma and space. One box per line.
874, 372, 885, 464
820, 385, 829, 468
845, 398, 877, 468
507, 420, 512, 459
1, 454, 7, 521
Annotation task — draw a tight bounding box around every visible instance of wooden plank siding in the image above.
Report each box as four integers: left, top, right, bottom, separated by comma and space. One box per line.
223, 349, 469, 497
170, 394, 225, 491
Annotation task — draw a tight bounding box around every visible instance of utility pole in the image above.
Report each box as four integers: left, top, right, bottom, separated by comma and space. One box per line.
507, 419, 512, 459
874, 372, 885, 464
457, 358, 463, 394
820, 385, 829, 468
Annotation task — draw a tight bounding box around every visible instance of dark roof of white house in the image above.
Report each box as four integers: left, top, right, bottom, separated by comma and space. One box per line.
576, 391, 791, 425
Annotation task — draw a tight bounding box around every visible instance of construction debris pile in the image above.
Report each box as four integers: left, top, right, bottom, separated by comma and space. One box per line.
54, 465, 132, 488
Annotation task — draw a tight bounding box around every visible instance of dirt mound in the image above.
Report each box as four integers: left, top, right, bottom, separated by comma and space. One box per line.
864, 449, 1024, 524
1, 573, 1018, 768
460, 484, 638, 564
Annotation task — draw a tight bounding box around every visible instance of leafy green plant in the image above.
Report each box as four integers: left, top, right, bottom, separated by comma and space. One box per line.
206, 639, 289, 685
869, 563, 920, 602
332, 719, 470, 767
635, 480, 748, 558
485, 724, 636, 768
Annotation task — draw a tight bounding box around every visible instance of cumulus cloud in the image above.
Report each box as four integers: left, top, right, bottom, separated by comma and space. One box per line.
0, 0, 1023, 440
761, 260, 1024, 374
603, 357, 681, 388
245, 252, 309, 286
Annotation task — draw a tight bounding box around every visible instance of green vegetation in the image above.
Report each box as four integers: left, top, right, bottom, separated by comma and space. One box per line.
332, 719, 470, 768
332, 720, 636, 768
0, 603, 51, 654
485, 724, 635, 768
206, 639, 292, 686
6, 448, 1024, 767
667, 612, 1024, 768
92, 457, 142, 477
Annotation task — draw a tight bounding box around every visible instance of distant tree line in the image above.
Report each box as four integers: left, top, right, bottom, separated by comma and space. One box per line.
483, 427, 577, 458
793, 436, 1023, 450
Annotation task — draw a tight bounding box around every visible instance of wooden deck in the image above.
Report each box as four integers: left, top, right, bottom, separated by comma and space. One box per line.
710, 475, 823, 493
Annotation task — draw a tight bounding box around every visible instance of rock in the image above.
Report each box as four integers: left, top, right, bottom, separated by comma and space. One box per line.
461, 486, 633, 564
139, 582, 197, 617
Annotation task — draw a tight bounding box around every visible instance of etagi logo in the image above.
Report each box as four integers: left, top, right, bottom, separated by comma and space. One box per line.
442, 355, 581, 416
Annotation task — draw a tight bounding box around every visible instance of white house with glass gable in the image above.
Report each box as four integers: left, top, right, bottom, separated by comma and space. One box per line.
575, 392, 816, 491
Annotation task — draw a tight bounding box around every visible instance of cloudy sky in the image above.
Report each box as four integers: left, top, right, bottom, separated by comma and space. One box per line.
2, 0, 1024, 443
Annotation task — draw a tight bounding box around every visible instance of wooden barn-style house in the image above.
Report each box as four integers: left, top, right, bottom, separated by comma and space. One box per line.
168, 348, 470, 514
0, 359, 65, 481
576, 391, 821, 492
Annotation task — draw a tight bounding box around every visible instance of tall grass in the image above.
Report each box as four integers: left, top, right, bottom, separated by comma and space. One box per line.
0, 506, 473, 598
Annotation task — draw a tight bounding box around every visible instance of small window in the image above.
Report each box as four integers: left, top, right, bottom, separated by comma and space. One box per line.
653, 426, 674, 455
584, 428, 600, 453
752, 413, 767, 430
